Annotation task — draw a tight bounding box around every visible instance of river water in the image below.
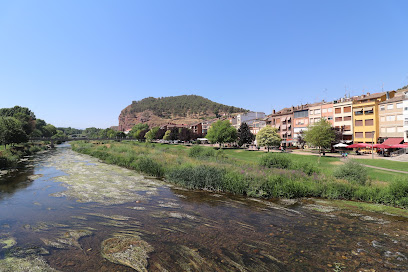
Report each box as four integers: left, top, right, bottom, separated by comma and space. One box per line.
0, 144, 407, 271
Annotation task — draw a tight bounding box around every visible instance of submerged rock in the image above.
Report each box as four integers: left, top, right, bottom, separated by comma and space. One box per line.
0, 256, 58, 272
101, 235, 154, 272
0, 236, 16, 249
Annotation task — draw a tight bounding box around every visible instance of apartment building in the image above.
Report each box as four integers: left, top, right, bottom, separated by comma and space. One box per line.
308, 103, 323, 125
352, 91, 395, 144
378, 92, 404, 142
293, 105, 309, 145
267, 107, 294, 147
246, 119, 266, 135
232, 112, 265, 129
404, 90, 408, 143
333, 98, 353, 142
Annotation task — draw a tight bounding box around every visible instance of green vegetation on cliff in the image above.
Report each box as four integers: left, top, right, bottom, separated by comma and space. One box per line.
127, 95, 247, 118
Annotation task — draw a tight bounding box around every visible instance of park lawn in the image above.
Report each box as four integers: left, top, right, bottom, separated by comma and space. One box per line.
357, 158, 408, 172
123, 142, 406, 183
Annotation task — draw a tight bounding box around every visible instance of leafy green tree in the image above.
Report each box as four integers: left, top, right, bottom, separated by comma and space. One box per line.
256, 126, 281, 152
155, 128, 166, 140
43, 124, 57, 138
0, 106, 36, 136
145, 127, 160, 142
0, 117, 28, 148
51, 130, 66, 139
129, 123, 149, 138
237, 122, 254, 147
84, 127, 103, 138
304, 118, 335, 161
106, 129, 117, 139
206, 120, 237, 147
137, 129, 149, 141
169, 127, 179, 141
163, 130, 171, 140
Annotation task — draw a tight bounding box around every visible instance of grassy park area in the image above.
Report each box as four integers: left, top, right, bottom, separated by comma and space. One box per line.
71, 141, 408, 208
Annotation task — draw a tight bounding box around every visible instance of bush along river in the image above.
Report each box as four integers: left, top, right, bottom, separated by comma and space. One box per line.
0, 143, 407, 271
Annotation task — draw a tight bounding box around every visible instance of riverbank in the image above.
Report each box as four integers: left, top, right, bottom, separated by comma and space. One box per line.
71, 141, 408, 209
0, 142, 49, 170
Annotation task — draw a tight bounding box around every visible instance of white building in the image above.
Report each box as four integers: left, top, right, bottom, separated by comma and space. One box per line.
233, 112, 265, 129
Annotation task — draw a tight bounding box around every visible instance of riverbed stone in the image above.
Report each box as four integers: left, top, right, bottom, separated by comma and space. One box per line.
0, 256, 58, 272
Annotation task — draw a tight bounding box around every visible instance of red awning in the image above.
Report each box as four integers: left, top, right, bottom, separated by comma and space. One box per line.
382, 137, 404, 146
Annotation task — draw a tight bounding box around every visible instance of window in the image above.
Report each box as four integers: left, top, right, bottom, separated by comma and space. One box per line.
387, 104, 394, 110
355, 120, 363, 126
344, 125, 351, 131
397, 127, 404, 133
335, 117, 342, 122
335, 108, 341, 114
355, 132, 364, 138
387, 127, 396, 133
322, 108, 327, 113
380, 105, 385, 111
314, 109, 321, 115
397, 103, 403, 109
365, 119, 374, 126
397, 114, 403, 121
380, 116, 385, 122
386, 115, 396, 121
365, 132, 374, 138
405, 118, 408, 126
344, 106, 351, 113
405, 107, 408, 111
344, 116, 352, 121
328, 108, 333, 112
381, 127, 386, 133
354, 110, 363, 115
327, 116, 333, 120
309, 110, 314, 115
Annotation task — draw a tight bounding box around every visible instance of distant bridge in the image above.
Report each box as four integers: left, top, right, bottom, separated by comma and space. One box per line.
29, 137, 134, 146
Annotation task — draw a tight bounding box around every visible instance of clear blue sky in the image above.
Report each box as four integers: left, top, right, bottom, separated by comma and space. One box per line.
1, 0, 407, 129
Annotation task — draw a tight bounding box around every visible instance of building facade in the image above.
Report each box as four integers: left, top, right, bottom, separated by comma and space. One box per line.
378, 93, 404, 141
404, 90, 408, 143
352, 92, 395, 144
267, 108, 294, 147
233, 112, 265, 129
293, 105, 309, 146
333, 99, 353, 142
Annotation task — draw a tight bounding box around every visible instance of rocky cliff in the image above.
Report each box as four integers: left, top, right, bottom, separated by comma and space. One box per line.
118, 95, 247, 131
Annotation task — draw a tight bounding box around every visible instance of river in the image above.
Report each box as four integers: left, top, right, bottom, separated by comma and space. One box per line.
0, 144, 407, 271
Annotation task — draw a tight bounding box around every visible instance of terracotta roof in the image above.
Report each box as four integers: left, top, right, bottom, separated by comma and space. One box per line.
355, 92, 385, 101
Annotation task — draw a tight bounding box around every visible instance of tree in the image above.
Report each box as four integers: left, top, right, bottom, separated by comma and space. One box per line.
304, 118, 335, 162
0, 117, 28, 148
51, 130, 66, 139
178, 127, 193, 142
255, 126, 281, 152
169, 127, 179, 141
155, 128, 166, 140
129, 123, 149, 138
237, 123, 254, 147
137, 129, 149, 141
206, 120, 237, 147
296, 129, 306, 149
163, 130, 171, 140
42, 124, 57, 138
145, 127, 160, 142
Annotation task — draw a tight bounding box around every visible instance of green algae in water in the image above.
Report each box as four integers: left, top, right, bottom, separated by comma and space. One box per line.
47, 150, 161, 205
41, 229, 92, 249
101, 234, 154, 272
0, 237, 16, 249
0, 256, 58, 272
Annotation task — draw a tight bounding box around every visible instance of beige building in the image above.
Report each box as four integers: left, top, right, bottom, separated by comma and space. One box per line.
308, 103, 323, 125
379, 92, 405, 141
333, 98, 353, 142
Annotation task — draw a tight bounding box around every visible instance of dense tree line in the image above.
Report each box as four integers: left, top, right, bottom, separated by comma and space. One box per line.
126, 95, 247, 118
0, 106, 62, 147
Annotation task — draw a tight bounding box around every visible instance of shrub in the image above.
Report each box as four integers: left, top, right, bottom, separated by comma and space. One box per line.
292, 161, 320, 176
132, 157, 164, 178
188, 145, 204, 158
259, 153, 292, 169
388, 178, 408, 206
333, 160, 368, 185
167, 165, 224, 190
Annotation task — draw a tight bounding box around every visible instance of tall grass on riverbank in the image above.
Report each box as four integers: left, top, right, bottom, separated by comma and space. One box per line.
0, 143, 48, 169
71, 141, 408, 208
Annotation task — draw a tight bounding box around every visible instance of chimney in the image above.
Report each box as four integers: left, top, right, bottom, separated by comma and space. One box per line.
367, 92, 370, 96
273, 110, 276, 114
386, 91, 390, 99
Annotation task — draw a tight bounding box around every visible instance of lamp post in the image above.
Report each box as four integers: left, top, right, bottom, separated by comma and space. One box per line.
371, 131, 375, 159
